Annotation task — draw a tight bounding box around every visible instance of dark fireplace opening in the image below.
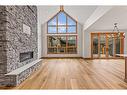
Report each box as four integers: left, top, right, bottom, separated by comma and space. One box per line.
20, 51, 33, 62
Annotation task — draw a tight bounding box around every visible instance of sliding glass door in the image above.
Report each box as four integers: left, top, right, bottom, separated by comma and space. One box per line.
91, 32, 124, 58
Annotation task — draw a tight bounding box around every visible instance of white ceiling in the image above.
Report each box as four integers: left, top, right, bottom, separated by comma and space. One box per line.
88, 6, 127, 31
37, 6, 97, 25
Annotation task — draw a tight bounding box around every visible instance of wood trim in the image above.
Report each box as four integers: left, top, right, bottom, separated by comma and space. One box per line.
63, 11, 77, 23
106, 34, 108, 58
91, 34, 93, 58
66, 35, 68, 53
48, 25, 76, 27
84, 58, 93, 60
41, 57, 82, 59
41, 57, 124, 59
90, 57, 124, 59
91, 32, 125, 34
125, 58, 127, 81
120, 33, 124, 54
56, 15, 58, 34
98, 33, 100, 58
113, 34, 116, 57
47, 11, 61, 25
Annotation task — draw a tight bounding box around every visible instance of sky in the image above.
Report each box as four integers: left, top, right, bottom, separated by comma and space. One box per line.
48, 12, 76, 33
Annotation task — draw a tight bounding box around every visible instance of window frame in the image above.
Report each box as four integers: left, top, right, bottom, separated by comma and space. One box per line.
47, 35, 77, 54
47, 10, 78, 54
47, 11, 77, 34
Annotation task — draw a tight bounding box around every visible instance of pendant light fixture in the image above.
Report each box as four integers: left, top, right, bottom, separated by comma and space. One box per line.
110, 23, 125, 39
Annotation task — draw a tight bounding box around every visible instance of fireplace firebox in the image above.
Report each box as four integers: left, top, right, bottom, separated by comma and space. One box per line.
20, 52, 33, 62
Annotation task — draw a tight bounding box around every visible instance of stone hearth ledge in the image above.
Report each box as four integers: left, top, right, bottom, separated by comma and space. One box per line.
5, 59, 42, 86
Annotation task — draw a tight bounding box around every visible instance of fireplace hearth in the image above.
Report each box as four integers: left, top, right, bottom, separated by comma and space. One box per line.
20, 52, 33, 62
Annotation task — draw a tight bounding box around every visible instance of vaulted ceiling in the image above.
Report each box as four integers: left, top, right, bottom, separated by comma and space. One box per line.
38, 6, 127, 31
37, 6, 97, 25
88, 6, 127, 31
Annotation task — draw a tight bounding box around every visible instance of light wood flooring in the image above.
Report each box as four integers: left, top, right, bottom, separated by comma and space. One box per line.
2, 58, 127, 89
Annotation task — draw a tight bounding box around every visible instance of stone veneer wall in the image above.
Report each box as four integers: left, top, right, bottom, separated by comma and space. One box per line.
0, 6, 38, 86
0, 6, 7, 84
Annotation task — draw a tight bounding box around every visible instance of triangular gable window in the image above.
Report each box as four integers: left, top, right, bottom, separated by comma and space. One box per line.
47, 9, 77, 33
47, 6, 77, 54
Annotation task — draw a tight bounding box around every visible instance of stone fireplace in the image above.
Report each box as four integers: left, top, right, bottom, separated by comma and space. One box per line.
0, 6, 42, 86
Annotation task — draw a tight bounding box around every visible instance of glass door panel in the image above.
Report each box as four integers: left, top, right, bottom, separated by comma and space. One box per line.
99, 34, 106, 58
92, 34, 99, 58
115, 37, 120, 55
107, 34, 114, 58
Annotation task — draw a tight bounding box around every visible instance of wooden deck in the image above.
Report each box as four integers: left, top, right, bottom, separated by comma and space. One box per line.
1, 59, 127, 89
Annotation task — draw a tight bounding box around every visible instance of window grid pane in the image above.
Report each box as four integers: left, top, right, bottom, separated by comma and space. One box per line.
67, 26, 76, 33
58, 12, 66, 25
67, 36, 77, 47
48, 27, 57, 33
48, 17, 57, 25
67, 17, 76, 25
58, 26, 66, 33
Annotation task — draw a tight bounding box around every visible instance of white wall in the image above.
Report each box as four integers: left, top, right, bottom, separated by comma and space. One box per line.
37, 7, 42, 59
82, 30, 91, 58
41, 22, 83, 57
82, 30, 127, 58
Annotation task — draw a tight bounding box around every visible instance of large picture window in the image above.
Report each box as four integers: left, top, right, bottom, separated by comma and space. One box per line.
47, 10, 77, 54
47, 35, 77, 54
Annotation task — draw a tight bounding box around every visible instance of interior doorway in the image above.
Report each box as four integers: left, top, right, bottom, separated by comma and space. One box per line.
91, 32, 124, 58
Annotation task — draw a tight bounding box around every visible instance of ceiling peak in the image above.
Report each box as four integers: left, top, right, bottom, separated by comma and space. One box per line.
60, 5, 64, 11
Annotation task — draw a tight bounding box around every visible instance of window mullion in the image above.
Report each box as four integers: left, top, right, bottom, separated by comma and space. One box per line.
57, 15, 58, 34
66, 15, 67, 53
66, 15, 67, 34
66, 35, 68, 54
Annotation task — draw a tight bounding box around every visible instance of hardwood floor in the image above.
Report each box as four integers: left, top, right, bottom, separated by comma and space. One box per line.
1, 58, 127, 89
